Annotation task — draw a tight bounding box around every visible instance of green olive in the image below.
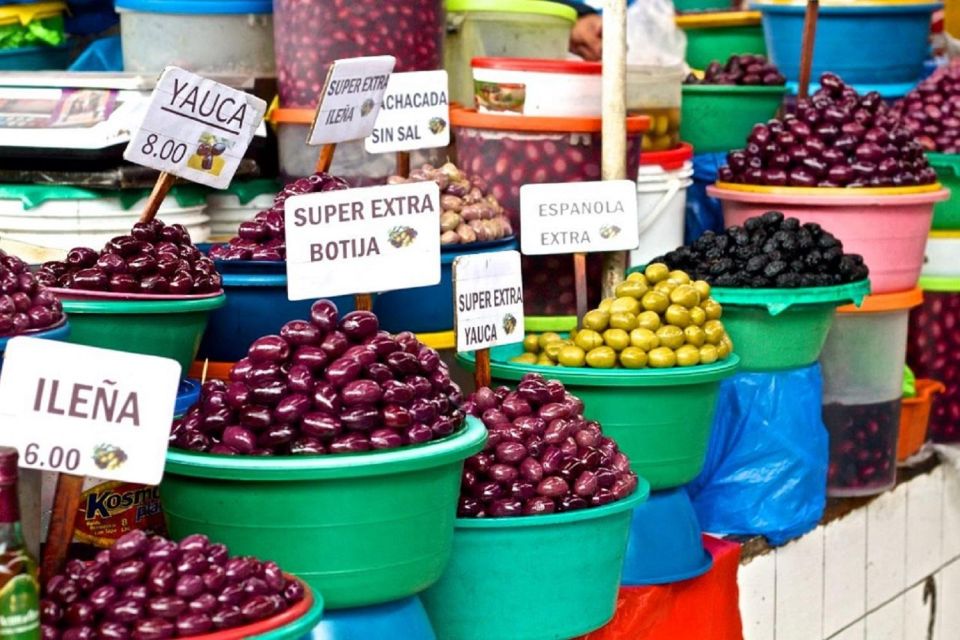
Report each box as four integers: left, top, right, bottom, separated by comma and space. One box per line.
656, 325, 685, 350
585, 346, 617, 369
684, 325, 706, 347
718, 336, 734, 359
654, 280, 677, 295
575, 329, 605, 351
641, 291, 669, 313
703, 320, 726, 345
627, 272, 649, 286
558, 345, 587, 367
630, 328, 659, 351
537, 353, 556, 366
620, 346, 648, 369
523, 334, 540, 353
693, 280, 712, 300
689, 307, 706, 327
610, 296, 641, 316
668, 270, 691, 284
665, 304, 691, 328
615, 280, 648, 300
511, 353, 538, 364
538, 332, 563, 349
609, 311, 638, 331
676, 344, 701, 367
702, 299, 723, 321
645, 263, 670, 284
648, 346, 677, 368
544, 340, 569, 360
670, 285, 701, 309
598, 297, 615, 313
699, 344, 719, 364
582, 310, 610, 332
603, 328, 631, 352
637, 310, 662, 331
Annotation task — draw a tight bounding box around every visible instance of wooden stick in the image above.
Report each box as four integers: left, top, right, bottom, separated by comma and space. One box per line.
138, 172, 175, 223
474, 348, 491, 390
354, 293, 372, 311
315, 143, 337, 173
797, 0, 820, 100
574, 252, 589, 328
396, 151, 411, 178
41, 474, 84, 579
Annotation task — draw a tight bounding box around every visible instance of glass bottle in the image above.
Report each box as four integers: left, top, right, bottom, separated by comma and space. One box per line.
0, 448, 39, 639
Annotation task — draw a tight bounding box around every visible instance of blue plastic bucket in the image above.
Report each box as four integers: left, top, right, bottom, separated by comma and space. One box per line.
197, 261, 355, 363
175, 378, 200, 417
755, 2, 940, 88
303, 596, 435, 640
621, 487, 713, 586
0, 321, 71, 371
373, 237, 518, 334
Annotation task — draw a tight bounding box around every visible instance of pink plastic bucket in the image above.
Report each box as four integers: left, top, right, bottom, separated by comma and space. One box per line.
707, 184, 949, 294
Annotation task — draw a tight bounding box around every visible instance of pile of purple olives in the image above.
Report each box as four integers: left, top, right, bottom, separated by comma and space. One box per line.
41, 530, 305, 639
719, 73, 937, 187
209, 172, 349, 262
684, 55, 785, 86
889, 60, 960, 153
0, 249, 63, 336
458, 374, 639, 518
35, 220, 221, 296
170, 301, 465, 455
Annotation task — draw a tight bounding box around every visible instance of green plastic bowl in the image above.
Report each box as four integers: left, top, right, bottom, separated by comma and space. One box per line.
60, 295, 225, 377
675, 0, 737, 12
680, 17, 767, 70
421, 481, 649, 640
161, 417, 487, 610
680, 84, 786, 153
710, 280, 870, 371
524, 315, 578, 333
458, 348, 739, 489
927, 153, 960, 230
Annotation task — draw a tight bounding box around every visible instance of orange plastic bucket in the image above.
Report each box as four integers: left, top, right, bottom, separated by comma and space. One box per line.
897, 379, 946, 461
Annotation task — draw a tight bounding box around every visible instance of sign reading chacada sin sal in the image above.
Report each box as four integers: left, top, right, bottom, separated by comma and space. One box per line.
519, 180, 640, 255
284, 181, 441, 300
364, 70, 450, 154
0, 338, 180, 485
123, 66, 266, 189
308, 55, 397, 145
453, 250, 525, 353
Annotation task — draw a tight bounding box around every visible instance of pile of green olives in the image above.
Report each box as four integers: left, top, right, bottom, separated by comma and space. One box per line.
511, 263, 735, 369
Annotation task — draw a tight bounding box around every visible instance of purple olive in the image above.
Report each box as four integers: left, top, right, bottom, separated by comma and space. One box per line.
325, 356, 362, 388
339, 310, 379, 339
248, 335, 291, 364
309, 300, 339, 332
133, 618, 174, 640
147, 596, 186, 619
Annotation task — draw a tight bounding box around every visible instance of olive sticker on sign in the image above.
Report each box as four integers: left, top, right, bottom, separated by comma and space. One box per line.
453, 250, 525, 353
519, 180, 640, 255
284, 181, 441, 300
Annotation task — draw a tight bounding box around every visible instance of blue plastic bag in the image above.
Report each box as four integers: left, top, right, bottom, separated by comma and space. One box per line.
684, 151, 727, 244
686, 364, 828, 546
68, 36, 122, 72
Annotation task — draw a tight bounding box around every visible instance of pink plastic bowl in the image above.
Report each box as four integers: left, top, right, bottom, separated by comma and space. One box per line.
707, 184, 949, 294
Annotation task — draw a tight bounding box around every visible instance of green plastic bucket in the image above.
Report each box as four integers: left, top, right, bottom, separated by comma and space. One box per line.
927, 153, 960, 230
678, 12, 767, 70
524, 315, 578, 333
710, 280, 870, 371
60, 295, 225, 377
675, 0, 736, 12
161, 417, 487, 610
680, 84, 786, 153
421, 481, 649, 640
458, 348, 739, 489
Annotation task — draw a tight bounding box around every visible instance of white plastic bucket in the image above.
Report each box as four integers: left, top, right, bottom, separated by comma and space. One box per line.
923, 231, 960, 278
629, 144, 693, 267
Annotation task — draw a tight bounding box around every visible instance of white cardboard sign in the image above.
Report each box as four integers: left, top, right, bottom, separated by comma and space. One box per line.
284, 181, 441, 300
123, 66, 266, 189
453, 250, 525, 353
308, 56, 397, 146
519, 180, 640, 255
364, 70, 450, 154
0, 338, 180, 485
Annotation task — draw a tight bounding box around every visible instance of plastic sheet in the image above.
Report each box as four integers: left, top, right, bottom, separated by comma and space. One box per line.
685, 152, 726, 244
686, 364, 828, 545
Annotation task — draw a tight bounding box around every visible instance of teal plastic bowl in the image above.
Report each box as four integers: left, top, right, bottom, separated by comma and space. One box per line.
421, 481, 649, 640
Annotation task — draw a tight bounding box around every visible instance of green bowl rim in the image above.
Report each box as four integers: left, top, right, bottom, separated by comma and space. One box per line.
525, 315, 579, 333
455, 476, 650, 529
61, 294, 227, 315
457, 350, 741, 387
927, 152, 960, 177
681, 84, 787, 96
919, 275, 960, 292
710, 278, 870, 315
163, 415, 487, 481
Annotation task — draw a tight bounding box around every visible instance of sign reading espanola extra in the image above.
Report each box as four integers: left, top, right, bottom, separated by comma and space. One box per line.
453, 250, 525, 353
284, 181, 442, 300
519, 180, 640, 255
364, 70, 450, 153
123, 66, 267, 189
308, 55, 397, 145
0, 339, 179, 485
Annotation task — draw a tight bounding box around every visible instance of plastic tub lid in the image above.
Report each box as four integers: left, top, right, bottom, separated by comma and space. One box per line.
472, 57, 601, 75
752, 0, 941, 9
919, 275, 960, 292
640, 143, 694, 170
929, 230, 960, 239
0, 2, 66, 26
711, 278, 870, 315
445, 0, 577, 22
682, 84, 788, 97
710, 181, 949, 202
115, 0, 272, 14
418, 330, 455, 350
0, 183, 207, 210
675, 10, 762, 28
450, 108, 651, 133
836, 287, 923, 313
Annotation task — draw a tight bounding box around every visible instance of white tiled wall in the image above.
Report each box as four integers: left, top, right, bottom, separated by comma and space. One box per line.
738, 462, 960, 640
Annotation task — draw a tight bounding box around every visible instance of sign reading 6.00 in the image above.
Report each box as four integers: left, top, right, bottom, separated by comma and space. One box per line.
23, 443, 80, 472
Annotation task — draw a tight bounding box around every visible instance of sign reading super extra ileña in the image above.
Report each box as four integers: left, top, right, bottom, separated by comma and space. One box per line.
0, 339, 180, 485
453, 250, 525, 353
308, 55, 397, 145
284, 181, 441, 300
123, 66, 266, 189
519, 180, 640, 255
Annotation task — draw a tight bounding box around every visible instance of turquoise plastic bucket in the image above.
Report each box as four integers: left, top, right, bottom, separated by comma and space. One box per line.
306, 596, 435, 639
